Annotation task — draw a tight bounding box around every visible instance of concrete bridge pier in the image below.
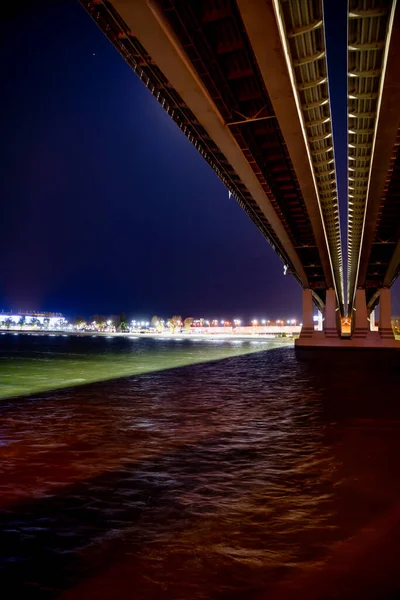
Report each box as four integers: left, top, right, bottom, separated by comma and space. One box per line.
296, 286, 399, 349
352, 289, 371, 339
299, 288, 340, 341
379, 287, 394, 340
324, 289, 339, 338
299, 289, 315, 339
352, 287, 394, 341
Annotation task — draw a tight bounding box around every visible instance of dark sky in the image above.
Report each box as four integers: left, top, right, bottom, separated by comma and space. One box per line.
1, 0, 398, 319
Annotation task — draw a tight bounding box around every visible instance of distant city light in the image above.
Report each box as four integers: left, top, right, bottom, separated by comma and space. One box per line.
0, 312, 303, 336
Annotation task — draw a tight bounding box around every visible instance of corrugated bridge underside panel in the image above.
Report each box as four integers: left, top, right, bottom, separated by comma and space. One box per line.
347, 1, 394, 306
278, 0, 344, 307
81, 0, 328, 291
366, 130, 400, 304
158, 0, 326, 289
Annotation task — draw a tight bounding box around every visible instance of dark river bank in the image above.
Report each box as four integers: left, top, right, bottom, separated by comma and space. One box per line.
1, 334, 400, 599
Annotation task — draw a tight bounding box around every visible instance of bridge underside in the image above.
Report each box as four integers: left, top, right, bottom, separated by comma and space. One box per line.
81, 0, 345, 314
347, 1, 400, 322
365, 134, 400, 309
80, 0, 400, 348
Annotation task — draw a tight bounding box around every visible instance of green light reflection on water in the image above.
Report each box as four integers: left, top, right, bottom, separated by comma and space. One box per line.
0, 335, 292, 400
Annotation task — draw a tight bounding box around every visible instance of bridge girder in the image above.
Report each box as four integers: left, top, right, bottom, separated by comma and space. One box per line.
80, 0, 347, 312
347, 0, 400, 312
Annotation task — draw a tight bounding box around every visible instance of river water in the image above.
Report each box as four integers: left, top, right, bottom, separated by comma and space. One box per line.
1, 334, 400, 599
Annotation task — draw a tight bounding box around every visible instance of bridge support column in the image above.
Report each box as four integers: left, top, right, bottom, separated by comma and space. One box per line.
300, 289, 314, 339
296, 288, 399, 349
324, 289, 338, 338
379, 288, 394, 339
352, 289, 370, 338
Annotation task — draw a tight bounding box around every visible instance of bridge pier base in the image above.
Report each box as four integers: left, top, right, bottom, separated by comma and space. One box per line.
324, 289, 339, 338
379, 287, 394, 340
299, 289, 315, 339
352, 289, 372, 339
296, 287, 399, 350
299, 288, 340, 341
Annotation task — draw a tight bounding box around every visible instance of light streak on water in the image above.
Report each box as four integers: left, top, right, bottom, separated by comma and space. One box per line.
0, 333, 291, 400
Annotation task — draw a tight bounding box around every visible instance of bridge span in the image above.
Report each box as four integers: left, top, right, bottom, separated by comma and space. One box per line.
80, 0, 400, 348
346, 0, 400, 346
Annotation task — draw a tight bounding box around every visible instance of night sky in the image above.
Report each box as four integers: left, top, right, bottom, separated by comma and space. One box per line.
1, 0, 399, 320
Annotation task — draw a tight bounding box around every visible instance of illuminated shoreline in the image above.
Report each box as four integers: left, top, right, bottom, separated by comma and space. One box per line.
0, 329, 297, 341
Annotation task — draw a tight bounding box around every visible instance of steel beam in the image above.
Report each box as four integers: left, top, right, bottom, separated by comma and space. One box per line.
100, 0, 309, 287
236, 0, 335, 292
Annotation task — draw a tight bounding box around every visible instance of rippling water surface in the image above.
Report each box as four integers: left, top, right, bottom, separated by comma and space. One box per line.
1, 334, 400, 599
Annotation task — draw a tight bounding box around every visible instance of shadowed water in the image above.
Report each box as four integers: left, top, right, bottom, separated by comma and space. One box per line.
1, 335, 400, 599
